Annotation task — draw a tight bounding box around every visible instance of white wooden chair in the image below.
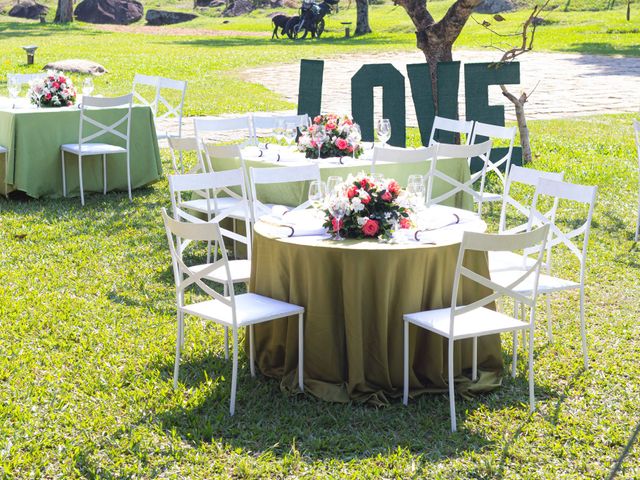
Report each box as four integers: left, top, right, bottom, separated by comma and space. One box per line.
425, 140, 493, 214
633, 119, 640, 241
132, 74, 159, 114
370, 144, 437, 175
61, 94, 133, 206
428, 116, 474, 146
194, 117, 253, 149
250, 113, 309, 146
0, 145, 7, 197
403, 225, 549, 432
249, 164, 321, 220
469, 122, 517, 208
161, 208, 305, 415
155, 77, 187, 140
167, 137, 205, 175
491, 178, 597, 369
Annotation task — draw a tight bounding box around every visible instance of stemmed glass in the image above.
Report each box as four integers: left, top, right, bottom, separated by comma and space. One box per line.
283, 122, 297, 149
308, 180, 327, 211
82, 77, 94, 97
313, 128, 327, 160
376, 118, 391, 148
407, 174, 425, 189
407, 180, 426, 209
348, 123, 361, 160
8, 77, 20, 108
273, 119, 285, 147
326, 175, 343, 196
329, 194, 346, 241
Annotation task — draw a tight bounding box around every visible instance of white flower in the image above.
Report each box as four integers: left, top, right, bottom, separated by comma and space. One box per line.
357, 216, 368, 226
351, 197, 365, 212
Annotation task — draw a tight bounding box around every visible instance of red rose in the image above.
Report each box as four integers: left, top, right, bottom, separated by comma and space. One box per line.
360, 192, 370, 204
362, 219, 379, 237
381, 191, 392, 202
59, 76, 66, 83
331, 217, 343, 232
53, 82, 60, 89
45, 93, 52, 100
342, 118, 353, 126
360, 178, 369, 188
314, 115, 322, 124
399, 217, 411, 229
387, 180, 400, 195
347, 186, 358, 199
326, 122, 336, 131
335, 137, 348, 150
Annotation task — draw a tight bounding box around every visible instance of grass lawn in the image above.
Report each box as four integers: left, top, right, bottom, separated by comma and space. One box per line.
0, 114, 639, 477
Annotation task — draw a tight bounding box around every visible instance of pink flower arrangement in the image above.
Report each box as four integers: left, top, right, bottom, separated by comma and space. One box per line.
297, 113, 364, 159
28, 70, 77, 108
323, 173, 413, 240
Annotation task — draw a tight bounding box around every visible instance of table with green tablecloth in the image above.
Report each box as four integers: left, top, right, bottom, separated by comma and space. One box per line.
249, 218, 503, 404
0, 105, 162, 198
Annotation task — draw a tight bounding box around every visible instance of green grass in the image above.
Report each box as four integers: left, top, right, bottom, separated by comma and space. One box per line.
0, 114, 639, 477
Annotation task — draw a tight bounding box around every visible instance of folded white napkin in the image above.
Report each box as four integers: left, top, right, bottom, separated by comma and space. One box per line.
259, 208, 327, 237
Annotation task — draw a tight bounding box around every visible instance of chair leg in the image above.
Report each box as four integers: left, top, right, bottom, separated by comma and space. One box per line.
173, 310, 183, 389
545, 296, 553, 344
223, 284, 229, 360
636, 189, 640, 242
78, 155, 85, 206
179, 311, 185, 348
512, 331, 518, 378
126, 151, 132, 201
521, 303, 527, 348
230, 328, 239, 416
528, 324, 535, 412
448, 338, 457, 432
403, 320, 409, 405
580, 286, 589, 369
61, 151, 67, 197
249, 325, 255, 378
102, 154, 107, 195
472, 336, 477, 382
298, 312, 304, 392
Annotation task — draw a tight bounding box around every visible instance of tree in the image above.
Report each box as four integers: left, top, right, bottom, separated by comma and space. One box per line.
355, 0, 372, 35
394, 0, 482, 103
54, 0, 73, 23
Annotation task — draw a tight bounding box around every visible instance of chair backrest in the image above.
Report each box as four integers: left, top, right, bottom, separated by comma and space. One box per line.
371, 145, 437, 173
201, 143, 244, 174
7, 73, 45, 87
428, 116, 474, 146
194, 116, 253, 148
78, 94, 133, 152
425, 140, 493, 213
249, 164, 321, 219
633, 119, 640, 163
470, 122, 517, 196
132, 74, 160, 114
529, 178, 597, 282
449, 225, 550, 336
161, 208, 238, 324
168, 137, 204, 174
156, 76, 187, 136
499, 165, 565, 234
168, 168, 252, 257
251, 113, 309, 144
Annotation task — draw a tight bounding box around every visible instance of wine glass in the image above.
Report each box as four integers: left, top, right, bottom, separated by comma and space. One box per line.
407, 181, 426, 208
283, 122, 297, 149
348, 124, 361, 159
326, 175, 343, 195
376, 118, 391, 148
308, 180, 327, 210
370, 173, 384, 185
313, 128, 327, 159
8, 77, 20, 107
273, 119, 285, 146
407, 174, 425, 189
329, 196, 346, 241
82, 77, 94, 97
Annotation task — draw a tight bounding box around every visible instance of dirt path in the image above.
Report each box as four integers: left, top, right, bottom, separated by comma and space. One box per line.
92, 24, 269, 37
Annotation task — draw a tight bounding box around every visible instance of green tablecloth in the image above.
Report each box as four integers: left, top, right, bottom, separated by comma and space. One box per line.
249, 224, 503, 404
211, 153, 473, 211
0, 105, 162, 198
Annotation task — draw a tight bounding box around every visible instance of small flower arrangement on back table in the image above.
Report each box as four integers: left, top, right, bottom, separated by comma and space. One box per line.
28, 70, 77, 108
298, 114, 364, 159
323, 173, 413, 240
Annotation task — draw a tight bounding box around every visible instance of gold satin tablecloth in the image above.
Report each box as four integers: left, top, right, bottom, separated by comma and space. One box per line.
249, 223, 504, 404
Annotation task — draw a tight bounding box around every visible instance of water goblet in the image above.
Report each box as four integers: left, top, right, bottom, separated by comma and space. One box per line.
329, 197, 346, 241
326, 175, 343, 196
348, 124, 362, 159
376, 118, 391, 148
308, 180, 327, 211
314, 128, 327, 159
407, 181, 426, 209
82, 77, 94, 97
407, 174, 425, 189
283, 122, 297, 149
8, 78, 20, 108
273, 119, 285, 146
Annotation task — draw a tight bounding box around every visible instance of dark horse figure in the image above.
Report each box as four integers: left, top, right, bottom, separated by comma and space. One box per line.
285, 0, 338, 39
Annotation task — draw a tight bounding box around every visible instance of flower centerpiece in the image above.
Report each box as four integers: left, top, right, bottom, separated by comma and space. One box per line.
323, 173, 413, 240
298, 114, 364, 159
28, 70, 77, 108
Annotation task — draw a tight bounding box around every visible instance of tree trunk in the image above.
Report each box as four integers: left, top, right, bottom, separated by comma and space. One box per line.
54, 0, 73, 23
502, 87, 532, 163
355, 0, 371, 35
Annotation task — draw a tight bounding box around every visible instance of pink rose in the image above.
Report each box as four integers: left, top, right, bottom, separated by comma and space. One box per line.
399, 217, 411, 229
53, 82, 60, 89
387, 180, 400, 195
360, 178, 369, 189
326, 122, 336, 131
314, 115, 322, 124
347, 186, 358, 199
381, 191, 392, 202
331, 217, 343, 232
335, 137, 348, 150
362, 219, 379, 237
360, 192, 370, 205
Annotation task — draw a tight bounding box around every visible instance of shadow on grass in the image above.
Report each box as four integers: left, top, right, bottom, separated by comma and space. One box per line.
565, 42, 640, 58
0, 21, 107, 39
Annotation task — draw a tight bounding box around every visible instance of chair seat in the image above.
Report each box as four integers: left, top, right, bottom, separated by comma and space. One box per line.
61, 143, 126, 156
491, 269, 580, 295
0, 145, 7, 154
489, 251, 537, 272
180, 197, 252, 220
181, 292, 303, 327
191, 259, 251, 284
404, 306, 529, 340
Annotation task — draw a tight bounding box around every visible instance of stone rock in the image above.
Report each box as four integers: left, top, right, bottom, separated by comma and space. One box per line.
145, 9, 197, 25
43, 59, 108, 76
8, 0, 48, 19
74, 0, 143, 25
474, 0, 514, 14
222, 0, 253, 17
